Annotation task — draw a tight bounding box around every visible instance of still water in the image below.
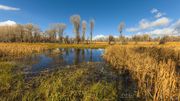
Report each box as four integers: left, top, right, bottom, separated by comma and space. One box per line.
21, 48, 104, 73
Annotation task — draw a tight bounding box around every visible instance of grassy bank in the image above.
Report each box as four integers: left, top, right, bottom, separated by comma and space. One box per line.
104, 45, 180, 100
0, 62, 117, 101
0, 61, 25, 100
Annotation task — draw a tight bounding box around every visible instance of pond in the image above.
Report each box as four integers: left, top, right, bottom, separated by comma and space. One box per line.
20, 48, 104, 73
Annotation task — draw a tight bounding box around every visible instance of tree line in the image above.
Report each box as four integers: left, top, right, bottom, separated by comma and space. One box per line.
96, 34, 180, 44
0, 15, 95, 43
0, 14, 179, 44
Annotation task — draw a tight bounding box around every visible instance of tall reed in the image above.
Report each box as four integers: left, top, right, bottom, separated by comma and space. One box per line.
104, 45, 179, 100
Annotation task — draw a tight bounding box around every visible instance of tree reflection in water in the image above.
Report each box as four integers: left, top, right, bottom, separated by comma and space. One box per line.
23, 48, 104, 73
74, 48, 81, 65
90, 49, 93, 62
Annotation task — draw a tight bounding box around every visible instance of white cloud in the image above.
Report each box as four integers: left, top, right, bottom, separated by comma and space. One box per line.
155, 12, 165, 18
151, 8, 165, 18
134, 19, 180, 36
0, 20, 17, 26
0, 4, 20, 11
150, 17, 170, 27
93, 34, 108, 40
172, 19, 180, 32
135, 28, 176, 36
126, 27, 139, 32
93, 34, 118, 40
151, 8, 158, 14
127, 8, 179, 37
150, 28, 175, 35
126, 17, 170, 32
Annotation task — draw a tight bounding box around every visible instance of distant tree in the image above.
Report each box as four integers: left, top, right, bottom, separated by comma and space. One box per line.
16, 24, 25, 42
24, 24, 41, 42
24, 24, 34, 42
32, 25, 41, 42
52, 23, 66, 43
45, 28, 56, 42
82, 20, 87, 42
131, 34, 151, 42
118, 22, 125, 43
65, 35, 69, 44
132, 35, 140, 44
70, 15, 81, 44
142, 34, 151, 41
159, 36, 169, 44
90, 19, 95, 43
108, 35, 115, 44
154, 37, 161, 42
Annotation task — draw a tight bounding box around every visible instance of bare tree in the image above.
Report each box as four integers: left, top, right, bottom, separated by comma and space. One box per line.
45, 29, 56, 42
51, 23, 66, 43
16, 24, 25, 42
108, 35, 115, 44
32, 25, 41, 42
82, 20, 87, 42
0, 24, 42, 42
24, 24, 34, 42
118, 22, 125, 42
70, 15, 81, 44
90, 19, 95, 43
64, 35, 69, 44
24, 24, 41, 42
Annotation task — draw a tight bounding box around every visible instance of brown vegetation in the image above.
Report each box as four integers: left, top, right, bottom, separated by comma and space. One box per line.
104, 45, 179, 100
0, 43, 48, 58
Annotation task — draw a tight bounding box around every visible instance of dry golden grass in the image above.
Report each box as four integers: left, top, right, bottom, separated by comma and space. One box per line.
104, 45, 179, 100
0, 41, 179, 59
0, 43, 49, 58
0, 42, 109, 59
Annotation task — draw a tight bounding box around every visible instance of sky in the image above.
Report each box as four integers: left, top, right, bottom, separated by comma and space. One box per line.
0, 0, 180, 39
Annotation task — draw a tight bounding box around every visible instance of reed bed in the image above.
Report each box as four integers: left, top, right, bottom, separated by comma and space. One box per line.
104, 45, 179, 100
57, 43, 108, 49
0, 43, 108, 59
0, 43, 49, 58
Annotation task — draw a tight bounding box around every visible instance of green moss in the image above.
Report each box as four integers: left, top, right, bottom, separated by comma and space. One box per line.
0, 62, 14, 92
84, 81, 117, 101
0, 60, 117, 101
20, 63, 117, 101
0, 62, 25, 101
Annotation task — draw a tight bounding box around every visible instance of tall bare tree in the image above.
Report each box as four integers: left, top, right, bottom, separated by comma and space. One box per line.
108, 35, 115, 44
118, 22, 125, 43
82, 20, 87, 42
70, 15, 81, 44
24, 24, 41, 42
90, 19, 95, 43
51, 23, 66, 43
16, 24, 25, 42
24, 24, 34, 42
45, 29, 56, 42
32, 25, 41, 42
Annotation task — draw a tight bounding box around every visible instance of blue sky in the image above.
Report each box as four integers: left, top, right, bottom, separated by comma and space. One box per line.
0, 0, 180, 38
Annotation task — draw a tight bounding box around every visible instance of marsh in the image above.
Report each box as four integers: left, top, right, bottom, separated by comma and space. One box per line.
20, 48, 104, 73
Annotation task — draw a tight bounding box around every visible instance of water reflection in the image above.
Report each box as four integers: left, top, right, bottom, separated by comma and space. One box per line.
21, 48, 104, 72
